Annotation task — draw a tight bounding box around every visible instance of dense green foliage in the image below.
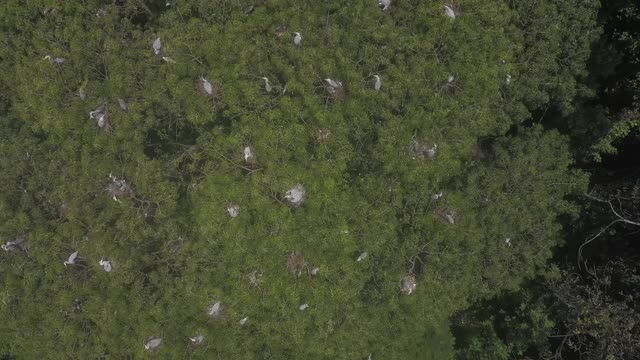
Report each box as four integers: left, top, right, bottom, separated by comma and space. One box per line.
0, 0, 622, 359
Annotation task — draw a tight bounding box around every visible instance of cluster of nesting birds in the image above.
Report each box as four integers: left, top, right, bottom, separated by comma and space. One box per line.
11, 1, 515, 355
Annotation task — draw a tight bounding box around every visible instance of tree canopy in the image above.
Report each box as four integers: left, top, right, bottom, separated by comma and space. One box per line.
0, 1, 606, 359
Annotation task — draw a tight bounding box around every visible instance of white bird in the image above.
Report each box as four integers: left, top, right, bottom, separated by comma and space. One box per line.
310, 267, 320, 275
378, 0, 391, 11
117, 98, 128, 111
99, 259, 112, 272
444, 5, 456, 20
2, 237, 25, 252
243, 146, 254, 163
239, 316, 249, 325
445, 213, 455, 224
152, 37, 162, 55
431, 191, 443, 200
96, 113, 106, 128
299, 303, 309, 311
505, 238, 512, 247
447, 75, 455, 83
324, 78, 341, 88
189, 335, 204, 344
161, 56, 176, 63
373, 75, 381, 91
356, 251, 368, 262
293, 32, 302, 47
426, 144, 438, 159
227, 204, 240, 218
506, 74, 512, 85
201, 77, 213, 95
284, 184, 306, 205
64, 251, 79, 267
261, 77, 273, 93
208, 301, 222, 317
144, 337, 162, 350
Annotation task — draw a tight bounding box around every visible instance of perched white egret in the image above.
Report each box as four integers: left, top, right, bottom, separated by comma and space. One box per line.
243, 146, 255, 163
431, 191, 443, 200
293, 32, 302, 47
505, 238, 512, 247
324, 78, 341, 88
373, 75, 381, 91
144, 338, 162, 350
2, 237, 25, 252
447, 75, 455, 83
506, 74, 512, 85
239, 316, 249, 325
99, 259, 112, 272
444, 5, 456, 20
356, 251, 368, 262
161, 56, 176, 63
284, 184, 306, 206
201, 77, 213, 95
117, 98, 128, 111
299, 303, 309, 311
261, 77, 273, 93
445, 213, 455, 224
152, 37, 162, 55
310, 267, 320, 275
227, 204, 240, 218
64, 251, 79, 267
189, 335, 204, 344
400, 275, 417, 295
378, 0, 391, 11
368, 354, 372, 360
43, 55, 65, 64
96, 113, 106, 128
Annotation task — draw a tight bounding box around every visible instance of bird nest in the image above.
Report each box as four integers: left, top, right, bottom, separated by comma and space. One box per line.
106, 174, 135, 200
436, 207, 456, 224
227, 203, 240, 218
287, 250, 307, 276
324, 79, 345, 102
197, 77, 222, 101
248, 270, 263, 288
444, 1, 462, 17
275, 24, 288, 38
89, 106, 113, 133
400, 274, 417, 295
2, 235, 27, 252
315, 129, 333, 144
409, 140, 438, 161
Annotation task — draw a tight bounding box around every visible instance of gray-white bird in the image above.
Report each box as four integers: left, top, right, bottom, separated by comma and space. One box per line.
99, 259, 112, 272
2, 237, 25, 252
431, 191, 443, 200
43, 55, 65, 64
189, 335, 204, 344
243, 146, 255, 163
64, 251, 79, 267
356, 251, 368, 262
324, 78, 341, 88
117, 98, 128, 111
310, 267, 320, 275
506, 74, 512, 85
239, 316, 249, 325
373, 75, 381, 91
293, 32, 302, 47
447, 75, 455, 83
152, 37, 162, 55
261, 77, 273, 93
284, 184, 306, 205
201, 77, 213, 95
378, 0, 391, 11
299, 303, 309, 311
227, 204, 240, 218
144, 337, 162, 350
444, 5, 456, 20
505, 238, 512, 247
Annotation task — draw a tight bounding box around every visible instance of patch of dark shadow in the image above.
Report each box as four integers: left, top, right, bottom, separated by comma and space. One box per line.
143, 124, 199, 160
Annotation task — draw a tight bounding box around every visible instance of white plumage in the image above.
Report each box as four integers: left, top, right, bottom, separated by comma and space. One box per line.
64, 251, 78, 267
